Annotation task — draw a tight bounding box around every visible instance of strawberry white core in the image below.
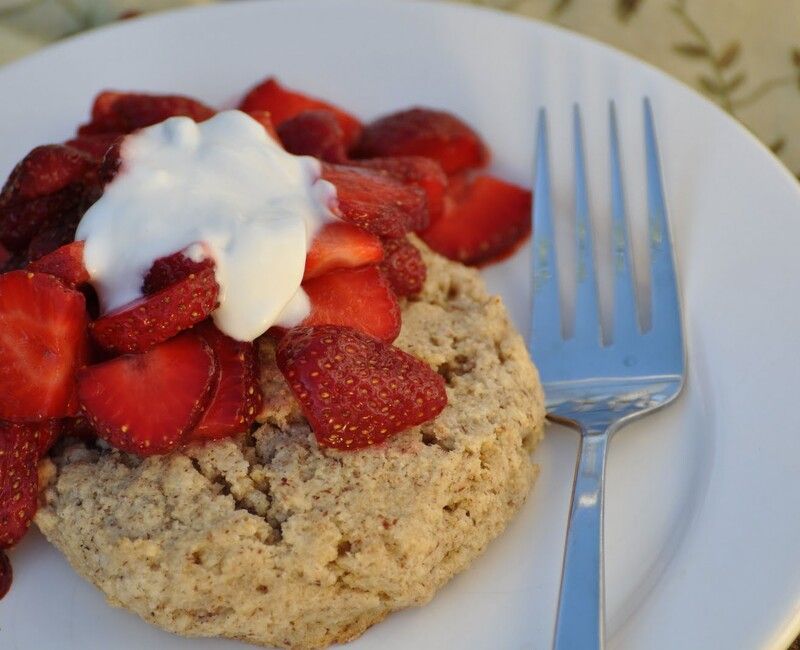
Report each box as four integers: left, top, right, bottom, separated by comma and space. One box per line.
76, 110, 336, 341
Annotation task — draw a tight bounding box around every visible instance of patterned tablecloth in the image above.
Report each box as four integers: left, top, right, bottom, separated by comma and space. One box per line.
2, 0, 799, 646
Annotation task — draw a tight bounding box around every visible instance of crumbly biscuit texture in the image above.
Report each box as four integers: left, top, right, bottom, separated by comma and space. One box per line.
36, 241, 546, 649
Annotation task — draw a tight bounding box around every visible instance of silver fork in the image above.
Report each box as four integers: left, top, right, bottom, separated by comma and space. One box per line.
531, 100, 685, 650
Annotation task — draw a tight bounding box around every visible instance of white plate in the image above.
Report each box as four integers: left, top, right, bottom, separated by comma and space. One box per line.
1, 1, 800, 648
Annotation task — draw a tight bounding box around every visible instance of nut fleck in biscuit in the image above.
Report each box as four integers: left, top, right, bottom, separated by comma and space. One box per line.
36, 241, 546, 650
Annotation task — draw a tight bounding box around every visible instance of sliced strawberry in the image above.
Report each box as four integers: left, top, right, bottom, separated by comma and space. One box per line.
78, 91, 215, 135
78, 332, 216, 455
61, 416, 97, 442
277, 325, 447, 450
420, 175, 531, 266
93, 138, 124, 191
65, 133, 122, 160
244, 110, 279, 141
277, 110, 347, 162
379, 237, 426, 297
301, 266, 400, 342
91, 265, 219, 354
28, 241, 89, 286
0, 271, 88, 421
354, 108, 488, 175
33, 420, 63, 458
0, 145, 99, 254
0, 251, 27, 273
0, 421, 40, 547
351, 156, 448, 225
0, 145, 99, 251
239, 78, 362, 146
304, 221, 384, 280
322, 163, 428, 237
0, 145, 96, 203
0, 420, 60, 464
142, 250, 215, 295
0, 186, 87, 252
25, 216, 81, 262
189, 322, 262, 441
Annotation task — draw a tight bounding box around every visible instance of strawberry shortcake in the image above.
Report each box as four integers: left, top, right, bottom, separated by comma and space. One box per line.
0, 78, 545, 648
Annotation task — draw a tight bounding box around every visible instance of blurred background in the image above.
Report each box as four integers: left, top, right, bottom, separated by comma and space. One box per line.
2, 0, 799, 182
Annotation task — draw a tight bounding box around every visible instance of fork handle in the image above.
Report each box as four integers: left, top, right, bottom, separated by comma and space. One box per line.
553, 431, 609, 650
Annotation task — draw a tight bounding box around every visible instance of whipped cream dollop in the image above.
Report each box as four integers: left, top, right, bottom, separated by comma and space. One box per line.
76, 110, 336, 341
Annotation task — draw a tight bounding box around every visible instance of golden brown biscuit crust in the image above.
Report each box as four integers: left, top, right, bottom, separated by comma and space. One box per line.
36, 242, 546, 649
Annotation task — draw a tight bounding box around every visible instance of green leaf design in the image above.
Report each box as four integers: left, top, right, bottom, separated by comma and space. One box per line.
550, 0, 572, 16
723, 72, 746, 93
716, 42, 740, 68
698, 75, 722, 95
769, 138, 786, 155
673, 42, 709, 58
0, 0, 45, 18
616, 0, 643, 21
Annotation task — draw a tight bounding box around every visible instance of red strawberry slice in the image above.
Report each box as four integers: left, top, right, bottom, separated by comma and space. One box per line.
301, 266, 400, 342
0, 186, 87, 252
32, 420, 63, 458
353, 108, 488, 175
276, 325, 447, 450
277, 110, 348, 162
420, 175, 531, 266
0, 145, 99, 251
244, 110, 279, 141
78, 91, 215, 135
351, 156, 448, 225
304, 221, 384, 280
142, 250, 215, 295
26, 217, 82, 263
189, 322, 262, 441
0, 251, 27, 273
77, 332, 216, 455
239, 77, 362, 147
322, 163, 428, 237
0, 271, 88, 422
29, 241, 89, 286
0, 420, 60, 463
0, 421, 40, 548
91, 265, 219, 354
65, 133, 122, 160
0, 145, 97, 203
60, 416, 97, 442
79, 138, 124, 208
379, 237, 427, 297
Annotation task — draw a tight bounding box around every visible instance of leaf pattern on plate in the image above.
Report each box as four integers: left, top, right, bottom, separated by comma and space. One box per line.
549, 0, 572, 17
672, 2, 796, 113
616, 0, 644, 22
665, 1, 800, 180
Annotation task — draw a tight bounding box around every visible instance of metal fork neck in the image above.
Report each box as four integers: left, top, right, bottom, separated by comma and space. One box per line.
553, 427, 610, 650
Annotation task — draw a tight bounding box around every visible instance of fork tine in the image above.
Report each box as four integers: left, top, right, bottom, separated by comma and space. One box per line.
608, 101, 640, 341
531, 108, 562, 348
643, 98, 681, 336
571, 105, 601, 345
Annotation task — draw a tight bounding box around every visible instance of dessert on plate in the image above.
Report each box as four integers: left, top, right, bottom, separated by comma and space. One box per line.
0, 77, 545, 649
